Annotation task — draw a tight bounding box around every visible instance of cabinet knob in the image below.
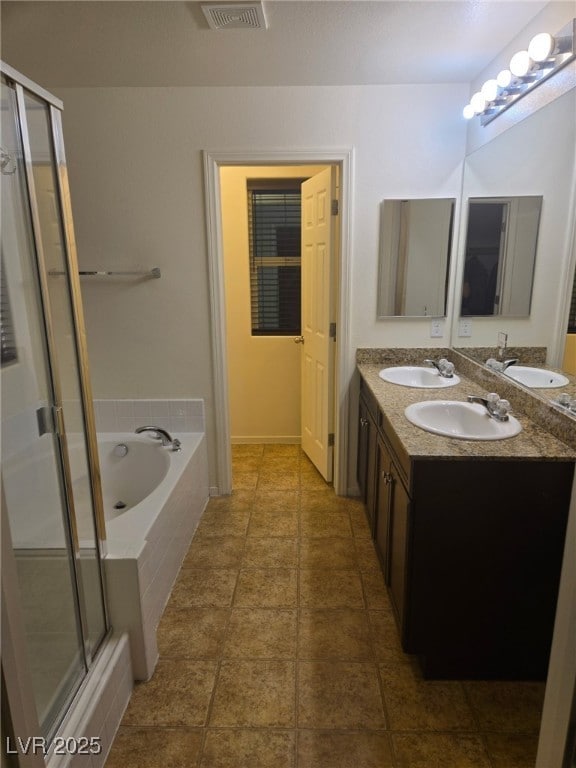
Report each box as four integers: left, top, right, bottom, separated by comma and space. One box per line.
360, 417, 369, 428
381, 471, 393, 484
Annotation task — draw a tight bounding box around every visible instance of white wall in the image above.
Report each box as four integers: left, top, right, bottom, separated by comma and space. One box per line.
55, 84, 468, 487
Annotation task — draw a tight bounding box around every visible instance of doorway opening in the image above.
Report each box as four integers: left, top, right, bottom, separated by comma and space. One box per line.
203, 149, 353, 497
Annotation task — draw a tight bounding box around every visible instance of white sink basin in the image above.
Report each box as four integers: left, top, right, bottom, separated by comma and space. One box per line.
503, 365, 569, 389
405, 400, 522, 440
379, 366, 461, 388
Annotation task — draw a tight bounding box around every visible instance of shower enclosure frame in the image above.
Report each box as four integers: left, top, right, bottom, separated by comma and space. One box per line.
1, 60, 109, 751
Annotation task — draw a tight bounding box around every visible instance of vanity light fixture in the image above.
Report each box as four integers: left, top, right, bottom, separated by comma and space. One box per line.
463, 18, 575, 125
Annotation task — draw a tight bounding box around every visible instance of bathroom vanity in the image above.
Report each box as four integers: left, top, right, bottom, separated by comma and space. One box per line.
357, 355, 575, 680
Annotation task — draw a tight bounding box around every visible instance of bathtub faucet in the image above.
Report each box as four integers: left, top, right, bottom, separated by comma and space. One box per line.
135, 426, 182, 451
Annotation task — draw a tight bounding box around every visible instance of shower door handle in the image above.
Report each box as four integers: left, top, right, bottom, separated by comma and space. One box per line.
294, 336, 305, 344
36, 405, 64, 437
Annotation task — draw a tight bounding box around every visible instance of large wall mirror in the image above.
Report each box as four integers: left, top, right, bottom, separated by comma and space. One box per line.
460, 195, 541, 317
377, 198, 455, 318
451, 88, 576, 390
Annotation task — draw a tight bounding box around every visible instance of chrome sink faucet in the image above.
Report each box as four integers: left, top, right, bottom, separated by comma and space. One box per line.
424, 358, 455, 378
486, 357, 519, 372
135, 425, 182, 451
467, 393, 511, 422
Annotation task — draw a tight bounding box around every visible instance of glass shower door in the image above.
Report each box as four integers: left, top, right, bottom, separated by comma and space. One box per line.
1, 69, 107, 742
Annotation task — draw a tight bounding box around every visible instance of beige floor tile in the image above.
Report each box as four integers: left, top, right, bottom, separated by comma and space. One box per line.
169, 569, 238, 609
257, 469, 300, 491
123, 660, 217, 727
369, 610, 410, 664
233, 470, 259, 491
105, 726, 203, 768
349, 507, 373, 538
209, 660, 296, 727
248, 508, 299, 537
252, 490, 301, 512
157, 608, 229, 659
298, 608, 373, 660
183, 536, 245, 568
206, 490, 255, 510
234, 568, 298, 608
201, 729, 296, 768
299, 537, 358, 569
300, 490, 351, 514
463, 681, 545, 733
354, 539, 382, 570
260, 454, 300, 472
379, 662, 476, 731
484, 732, 540, 768
299, 569, 364, 609
300, 510, 352, 538
232, 455, 262, 472
232, 444, 265, 457
263, 444, 301, 457
195, 507, 251, 538
392, 733, 492, 768
298, 661, 387, 729
300, 463, 330, 491
361, 569, 392, 610
298, 730, 395, 768
222, 608, 297, 659
243, 537, 299, 568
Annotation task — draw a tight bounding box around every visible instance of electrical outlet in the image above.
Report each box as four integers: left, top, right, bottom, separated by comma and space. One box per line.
498, 331, 508, 348
430, 319, 444, 338
458, 319, 473, 337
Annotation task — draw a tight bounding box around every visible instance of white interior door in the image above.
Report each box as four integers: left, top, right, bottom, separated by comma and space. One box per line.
300, 166, 336, 482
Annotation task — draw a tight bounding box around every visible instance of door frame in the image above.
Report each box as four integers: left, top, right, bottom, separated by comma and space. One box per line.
203, 148, 354, 496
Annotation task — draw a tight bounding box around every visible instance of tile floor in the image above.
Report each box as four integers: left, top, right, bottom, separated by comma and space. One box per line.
105, 444, 545, 768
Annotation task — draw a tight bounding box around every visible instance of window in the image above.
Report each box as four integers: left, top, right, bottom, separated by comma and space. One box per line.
248, 180, 304, 335
1, 256, 18, 366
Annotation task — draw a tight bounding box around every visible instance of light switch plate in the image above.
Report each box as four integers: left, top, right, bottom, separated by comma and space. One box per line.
458, 319, 472, 337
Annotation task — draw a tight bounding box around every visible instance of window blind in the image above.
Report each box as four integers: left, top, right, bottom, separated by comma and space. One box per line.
248, 182, 303, 336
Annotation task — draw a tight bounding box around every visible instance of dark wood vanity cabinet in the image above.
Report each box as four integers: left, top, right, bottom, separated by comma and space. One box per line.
357, 383, 378, 535
357, 376, 574, 680
375, 436, 410, 638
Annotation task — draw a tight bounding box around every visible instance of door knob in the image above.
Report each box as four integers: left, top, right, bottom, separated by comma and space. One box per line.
294, 336, 305, 344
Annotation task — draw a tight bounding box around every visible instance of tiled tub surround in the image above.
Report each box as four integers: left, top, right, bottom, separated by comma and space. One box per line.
357, 348, 576, 451
94, 398, 205, 434
98, 399, 209, 681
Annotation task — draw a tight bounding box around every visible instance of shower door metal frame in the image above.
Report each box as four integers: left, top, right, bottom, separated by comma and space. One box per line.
1, 60, 110, 739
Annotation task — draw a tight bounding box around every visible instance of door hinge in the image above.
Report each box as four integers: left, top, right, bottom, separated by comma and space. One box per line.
328, 432, 335, 447
329, 322, 336, 340
331, 199, 339, 216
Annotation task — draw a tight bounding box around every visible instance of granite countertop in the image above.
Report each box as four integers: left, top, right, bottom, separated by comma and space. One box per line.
358, 361, 576, 462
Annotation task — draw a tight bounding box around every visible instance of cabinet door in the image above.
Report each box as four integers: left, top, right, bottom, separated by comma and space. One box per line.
388, 462, 411, 639
358, 395, 378, 535
375, 438, 392, 582
357, 396, 370, 502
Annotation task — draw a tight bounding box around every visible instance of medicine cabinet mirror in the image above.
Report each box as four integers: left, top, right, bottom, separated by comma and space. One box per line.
460, 196, 542, 318
377, 198, 455, 318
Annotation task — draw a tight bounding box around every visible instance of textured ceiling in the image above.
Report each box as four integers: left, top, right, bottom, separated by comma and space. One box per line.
1, 1, 555, 88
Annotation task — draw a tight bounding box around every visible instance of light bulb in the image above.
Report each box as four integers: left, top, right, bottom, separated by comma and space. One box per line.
528, 32, 555, 62
462, 104, 475, 120
510, 50, 531, 77
497, 69, 512, 88
470, 91, 487, 114
481, 79, 499, 102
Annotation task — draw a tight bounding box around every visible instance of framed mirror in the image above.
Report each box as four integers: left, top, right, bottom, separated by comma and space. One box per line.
377, 198, 455, 318
460, 195, 542, 317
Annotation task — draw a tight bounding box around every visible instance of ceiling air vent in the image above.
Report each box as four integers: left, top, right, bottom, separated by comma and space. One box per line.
201, 2, 268, 30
